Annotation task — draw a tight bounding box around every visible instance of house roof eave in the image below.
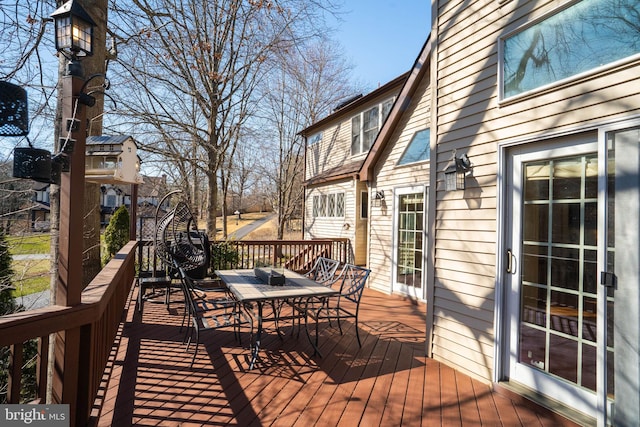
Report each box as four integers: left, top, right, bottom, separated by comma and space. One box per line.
304, 171, 360, 187
304, 160, 363, 187
298, 71, 411, 138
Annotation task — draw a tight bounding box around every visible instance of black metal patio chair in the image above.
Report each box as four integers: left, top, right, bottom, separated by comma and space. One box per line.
303, 256, 341, 286
176, 266, 249, 367
293, 264, 371, 352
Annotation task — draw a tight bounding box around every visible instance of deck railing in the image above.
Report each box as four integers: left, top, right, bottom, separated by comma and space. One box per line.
0, 241, 137, 425
136, 238, 352, 275
210, 238, 352, 272
0, 237, 349, 425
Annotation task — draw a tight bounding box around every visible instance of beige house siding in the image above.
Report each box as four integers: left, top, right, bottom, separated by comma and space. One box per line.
432, 0, 640, 383
368, 74, 432, 295
305, 124, 356, 181
305, 90, 403, 182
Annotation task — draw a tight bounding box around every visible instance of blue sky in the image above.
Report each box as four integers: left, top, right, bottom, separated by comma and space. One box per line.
330, 1, 431, 90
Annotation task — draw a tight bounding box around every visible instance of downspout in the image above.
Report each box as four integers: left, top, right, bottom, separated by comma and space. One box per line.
425, 5, 439, 359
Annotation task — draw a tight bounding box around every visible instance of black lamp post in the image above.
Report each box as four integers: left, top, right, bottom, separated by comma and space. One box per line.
49, 1, 96, 422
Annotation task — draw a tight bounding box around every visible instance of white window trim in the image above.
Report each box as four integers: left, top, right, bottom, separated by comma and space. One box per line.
498, 0, 640, 103
351, 96, 396, 156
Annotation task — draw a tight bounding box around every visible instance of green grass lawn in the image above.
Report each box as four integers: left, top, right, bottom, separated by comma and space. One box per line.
10, 259, 51, 297
7, 234, 51, 255
6, 234, 52, 296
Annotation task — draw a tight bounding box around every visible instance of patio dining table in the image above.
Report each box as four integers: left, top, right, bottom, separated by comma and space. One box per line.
215, 268, 339, 369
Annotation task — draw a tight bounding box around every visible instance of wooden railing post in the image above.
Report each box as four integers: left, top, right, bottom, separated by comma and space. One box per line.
52, 70, 87, 426
7, 343, 23, 403
36, 335, 49, 402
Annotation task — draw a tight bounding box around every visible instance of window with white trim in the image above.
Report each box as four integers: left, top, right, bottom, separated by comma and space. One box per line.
351, 97, 395, 155
308, 132, 322, 146
502, 0, 640, 99
311, 192, 345, 218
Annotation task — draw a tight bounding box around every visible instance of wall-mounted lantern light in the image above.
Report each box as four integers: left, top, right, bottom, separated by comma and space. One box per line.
372, 189, 385, 207
444, 153, 472, 191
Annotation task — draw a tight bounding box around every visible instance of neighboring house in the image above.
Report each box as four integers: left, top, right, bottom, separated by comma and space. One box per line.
300, 73, 408, 265
30, 183, 51, 231
27, 174, 168, 231
99, 183, 131, 225
353, 0, 638, 424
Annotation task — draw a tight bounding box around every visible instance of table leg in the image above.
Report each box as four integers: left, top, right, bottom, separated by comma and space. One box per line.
249, 301, 263, 370
303, 296, 324, 358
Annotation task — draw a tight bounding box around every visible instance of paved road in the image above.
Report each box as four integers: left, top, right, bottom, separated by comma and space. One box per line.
13, 254, 50, 260
232, 213, 276, 239
15, 289, 50, 310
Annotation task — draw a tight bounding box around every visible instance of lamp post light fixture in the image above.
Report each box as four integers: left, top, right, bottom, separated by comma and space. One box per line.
444, 153, 472, 191
51, 0, 96, 76
51, 0, 96, 57
45, 2, 99, 423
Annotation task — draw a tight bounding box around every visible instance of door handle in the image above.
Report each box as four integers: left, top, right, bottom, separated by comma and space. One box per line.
506, 249, 516, 274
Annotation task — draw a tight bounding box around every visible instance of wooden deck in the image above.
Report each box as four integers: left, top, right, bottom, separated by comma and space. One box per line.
91, 285, 579, 426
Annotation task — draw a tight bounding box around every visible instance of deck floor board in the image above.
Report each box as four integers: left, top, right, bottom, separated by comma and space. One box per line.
92, 286, 582, 426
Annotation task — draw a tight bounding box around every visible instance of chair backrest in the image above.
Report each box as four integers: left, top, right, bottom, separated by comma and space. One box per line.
304, 257, 340, 286
336, 264, 370, 304
176, 265, 198, 312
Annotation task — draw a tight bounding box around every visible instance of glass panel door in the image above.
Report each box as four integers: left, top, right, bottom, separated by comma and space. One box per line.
394, 188, 425, 299
518, 154, 601, 390
505, 125, 640, 424
506, 139, 605, 417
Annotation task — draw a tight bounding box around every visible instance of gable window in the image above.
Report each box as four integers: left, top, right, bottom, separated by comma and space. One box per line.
311, 192, 345, 218
308, 132, 322, 146
502, 0, 640, 99
398, 128, 430, 165
351, 97, 395, 155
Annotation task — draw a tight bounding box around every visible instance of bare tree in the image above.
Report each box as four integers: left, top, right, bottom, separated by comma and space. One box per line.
107, 0, 340, 239
259, 40, 353, 239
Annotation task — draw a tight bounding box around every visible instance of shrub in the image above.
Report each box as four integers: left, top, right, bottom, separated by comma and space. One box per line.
211, 241, 240, 270
103, 205, 130, 264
